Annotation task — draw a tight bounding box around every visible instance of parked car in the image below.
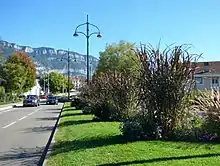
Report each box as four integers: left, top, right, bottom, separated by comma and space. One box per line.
57, 96, 69, 103
40, 95, 48, 99
46, 96, 58, 105
23, 95, 40, 107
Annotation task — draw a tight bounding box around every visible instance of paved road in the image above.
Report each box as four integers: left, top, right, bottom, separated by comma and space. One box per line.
0, 102, 63, 166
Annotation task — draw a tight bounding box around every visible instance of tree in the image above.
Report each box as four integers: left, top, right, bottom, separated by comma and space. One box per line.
0, 52, 36, 93
7, 52, 36, 92
0, 42, 6, 81
1, 62, 27, 93
39, 72, 74, 94
96, 41, 141, 75
0, 39, 5, 65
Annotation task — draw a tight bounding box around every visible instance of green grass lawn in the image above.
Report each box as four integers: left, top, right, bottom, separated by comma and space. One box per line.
47, 103, 220, 166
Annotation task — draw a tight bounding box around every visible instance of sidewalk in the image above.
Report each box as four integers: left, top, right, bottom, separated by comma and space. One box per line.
0, 102, 23, 111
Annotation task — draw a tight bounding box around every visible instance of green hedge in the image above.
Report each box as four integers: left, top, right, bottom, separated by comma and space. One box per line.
0, 86, 21, 105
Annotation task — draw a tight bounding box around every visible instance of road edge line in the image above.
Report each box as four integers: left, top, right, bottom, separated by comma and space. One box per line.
38, 103, 65, 166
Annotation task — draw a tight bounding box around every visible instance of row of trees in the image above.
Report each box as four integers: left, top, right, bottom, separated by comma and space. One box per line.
78, 41, 220, 142
39, 72, 74, 94
0, 50, 74, 99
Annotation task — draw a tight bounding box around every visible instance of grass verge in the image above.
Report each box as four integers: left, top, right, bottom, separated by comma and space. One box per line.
0, 100, 22, 106
47, 103, 220, 166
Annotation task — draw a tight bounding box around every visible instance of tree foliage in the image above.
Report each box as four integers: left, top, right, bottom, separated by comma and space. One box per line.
0, 52, 36, 93
96, 41, 141, 75
80, 71, 139, 121
1, 63, 27, 93
39, 72, 74, 94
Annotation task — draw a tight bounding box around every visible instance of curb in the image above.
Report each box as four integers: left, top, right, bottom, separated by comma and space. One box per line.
38, 103, 65, 166
0, 102, 23, 111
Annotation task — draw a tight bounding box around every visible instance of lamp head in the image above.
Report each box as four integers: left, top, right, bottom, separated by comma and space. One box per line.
97, 33, 102, 38
73, 33, 78, 37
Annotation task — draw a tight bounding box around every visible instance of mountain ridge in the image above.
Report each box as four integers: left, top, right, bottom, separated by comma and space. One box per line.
0, 40, 99, 77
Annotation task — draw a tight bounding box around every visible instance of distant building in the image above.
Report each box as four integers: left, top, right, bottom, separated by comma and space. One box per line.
23, 79, 41, 96
194, 61, 220, 90
71, 76, 86, 89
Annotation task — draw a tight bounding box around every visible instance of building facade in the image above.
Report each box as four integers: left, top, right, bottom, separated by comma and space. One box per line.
71, 76, 86, 89
194, 61, 220, 91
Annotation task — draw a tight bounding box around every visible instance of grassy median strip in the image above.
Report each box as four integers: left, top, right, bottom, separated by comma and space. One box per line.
47, 103, 220, 166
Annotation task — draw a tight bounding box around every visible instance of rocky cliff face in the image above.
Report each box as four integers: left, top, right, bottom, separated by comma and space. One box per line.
0, 40, 99, 77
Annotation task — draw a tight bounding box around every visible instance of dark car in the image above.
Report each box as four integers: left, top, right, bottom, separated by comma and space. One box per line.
57, 96, 69, 103
46, 96, 58, 105
23, 95, 40, 107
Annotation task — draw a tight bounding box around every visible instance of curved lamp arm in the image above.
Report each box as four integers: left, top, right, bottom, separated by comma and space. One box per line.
89, 32, 100, 38
73, 31, 87, 37
89, 23, 101, 33
74, 23, 87, 31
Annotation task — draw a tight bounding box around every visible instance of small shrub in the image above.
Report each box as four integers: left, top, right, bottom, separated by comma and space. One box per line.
191, 90, 220, 140
79, 71, 140, 121
91, 103, 121, 121
119, 120, 143, 141
82, 106, 92, 114
71, 98, 86, 110
170, 111, 205, 141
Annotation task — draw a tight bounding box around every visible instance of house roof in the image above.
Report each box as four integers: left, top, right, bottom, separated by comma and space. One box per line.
193, 61, 220, 75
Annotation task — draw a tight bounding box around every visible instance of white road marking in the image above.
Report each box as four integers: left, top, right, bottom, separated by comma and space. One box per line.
2, 121, 17, 128
18, 116, 27, 121
28, 109, 39, 116
1, 108, 41, 129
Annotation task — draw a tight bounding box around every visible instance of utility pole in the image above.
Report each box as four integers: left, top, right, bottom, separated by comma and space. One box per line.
43, 75, 46, 94
48, 72, 50, 94
67, 49, 70, 100
61, 49, 71, 100
86, 15, 89, 83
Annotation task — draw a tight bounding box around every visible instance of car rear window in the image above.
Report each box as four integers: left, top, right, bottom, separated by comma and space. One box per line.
27, 95, 36, 99
49, 97, 56, 99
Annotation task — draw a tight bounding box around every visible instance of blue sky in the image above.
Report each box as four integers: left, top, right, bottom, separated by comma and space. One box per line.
0, 0, 219, 61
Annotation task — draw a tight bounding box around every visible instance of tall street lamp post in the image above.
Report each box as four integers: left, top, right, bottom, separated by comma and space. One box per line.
61, 49, 77, 100
61, 49, 70, 100
73, 14, 102, 83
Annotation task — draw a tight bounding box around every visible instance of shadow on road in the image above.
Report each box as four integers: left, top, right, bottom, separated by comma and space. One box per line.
47, 108, 61, 111
36, 117, 58, 121
13, 105, 24, 108
24, 126, 54, 133
0, 146, 44, 166
50, 111, 61, 114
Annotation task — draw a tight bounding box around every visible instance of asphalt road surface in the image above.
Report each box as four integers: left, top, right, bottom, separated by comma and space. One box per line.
0, 102, 63, 166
